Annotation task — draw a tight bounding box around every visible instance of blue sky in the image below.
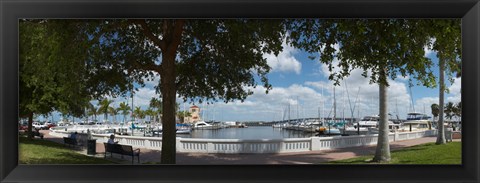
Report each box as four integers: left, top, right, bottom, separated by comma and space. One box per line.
42, 39, 461, 123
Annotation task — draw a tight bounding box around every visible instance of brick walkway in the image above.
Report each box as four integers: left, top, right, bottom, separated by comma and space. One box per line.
41, 130, 458, 165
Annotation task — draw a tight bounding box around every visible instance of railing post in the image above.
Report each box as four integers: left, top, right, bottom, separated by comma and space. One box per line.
311, 137, 320, 151
176, 138, 182, 152
145, 139, 151, 148
207, 142, 215, 153
280, 141, 286, 152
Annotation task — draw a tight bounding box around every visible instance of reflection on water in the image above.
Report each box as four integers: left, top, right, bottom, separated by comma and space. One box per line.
176, 126, 317, 139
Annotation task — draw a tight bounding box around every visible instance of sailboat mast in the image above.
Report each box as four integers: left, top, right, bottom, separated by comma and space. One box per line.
321, 86, 324, 122
296, 96, 299, 120
396, 97, 399, 118
333, 86, 336, 121
288, 101, 291, 122
130, 87, 134, 122
409, 86, 415, 112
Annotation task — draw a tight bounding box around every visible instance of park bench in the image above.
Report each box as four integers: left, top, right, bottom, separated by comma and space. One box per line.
63, 137, 81, 148
103, 143, 140, 164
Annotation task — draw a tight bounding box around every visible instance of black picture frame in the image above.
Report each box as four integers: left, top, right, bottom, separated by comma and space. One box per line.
1, 0, 479, 182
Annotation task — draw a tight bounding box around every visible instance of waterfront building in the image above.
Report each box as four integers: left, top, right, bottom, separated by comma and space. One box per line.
185, 105, 202, 124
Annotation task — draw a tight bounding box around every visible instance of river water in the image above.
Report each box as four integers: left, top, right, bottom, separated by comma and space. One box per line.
176, 126, 318, 139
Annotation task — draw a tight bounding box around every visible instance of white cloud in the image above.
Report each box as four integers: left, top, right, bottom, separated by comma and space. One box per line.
448, 78, 461, 96
414, 97, 439, 116
447, 77, 461, 104
264, 39, 302, 74
306, 66, 414, 119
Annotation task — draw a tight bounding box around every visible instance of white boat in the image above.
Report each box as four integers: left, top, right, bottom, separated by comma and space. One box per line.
176, 124, 192, 134
317, 126, 342, 135
341, 115, 379, 135
192, 121, 217, 130
402, 112, 432, 131
367, 122, 401, 134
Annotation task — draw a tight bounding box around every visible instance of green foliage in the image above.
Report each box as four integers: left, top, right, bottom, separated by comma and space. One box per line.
425, 19, 461, 83
287, 19, 439, 163
287, 19, 435, 87
431, 103, 440, 119
175, 20, 285, 102
87, 102, 99, 121
98, 98, 113, 121
444, 102, 456, 120
455, 101, 462, 118
144, 108, 155, 122
108, 106, 118, 122
20, 20, 89, 118
176, 111, 192, 123
133, 106, 145, 120
117, 102, 131, 123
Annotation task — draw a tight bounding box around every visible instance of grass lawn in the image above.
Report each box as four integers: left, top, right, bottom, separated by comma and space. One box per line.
19, 136, 115, 164
328, 142, 461, 164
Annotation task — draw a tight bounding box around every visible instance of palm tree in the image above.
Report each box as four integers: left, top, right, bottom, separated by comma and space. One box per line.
133, 106, 144, 122
98, 98, 113, 123
108, 106, 118, 123
87, 103, 98, 122
431, 103, 439, 122
118, 102, 131, 124
455, 101, 462, 121
176, 111, 192, 123
138, 109, 146, 122
444, 102, 455, 121
144, 108, 155, 123
149, 98, 162, 123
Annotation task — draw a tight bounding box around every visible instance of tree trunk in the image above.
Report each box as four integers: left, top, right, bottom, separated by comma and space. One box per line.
27, 112, 34, 139
373, 70, 391, 162
160, 54, 177, 164
436, 56, 446, 144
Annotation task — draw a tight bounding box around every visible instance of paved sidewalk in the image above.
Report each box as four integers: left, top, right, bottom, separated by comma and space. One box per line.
41, 130, 456, 165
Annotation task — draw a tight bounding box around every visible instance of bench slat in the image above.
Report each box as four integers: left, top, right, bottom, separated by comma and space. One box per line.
103, 143, 140, 164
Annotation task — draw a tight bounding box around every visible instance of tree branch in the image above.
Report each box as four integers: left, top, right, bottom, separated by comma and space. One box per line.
130, 60, 162, 74
130, 19, 166, 51
166, 20, 185, 56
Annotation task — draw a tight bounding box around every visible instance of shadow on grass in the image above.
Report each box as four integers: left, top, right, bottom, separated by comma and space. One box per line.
19, 136, 117, 164
328, 142, 461, 164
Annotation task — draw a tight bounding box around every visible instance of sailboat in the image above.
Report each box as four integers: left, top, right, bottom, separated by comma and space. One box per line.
401, 86, 432, 131
318, 86, 342, 135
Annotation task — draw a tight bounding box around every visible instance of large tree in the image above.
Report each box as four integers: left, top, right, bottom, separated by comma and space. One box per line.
20, 20, 91, 139
85, 19, 286, 164
20, 20, 137, 139
287, 19, 435, 162
422, 19, 461, 145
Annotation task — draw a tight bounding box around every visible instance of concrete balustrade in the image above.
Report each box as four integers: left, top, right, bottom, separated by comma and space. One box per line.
49, 130, 438, 154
